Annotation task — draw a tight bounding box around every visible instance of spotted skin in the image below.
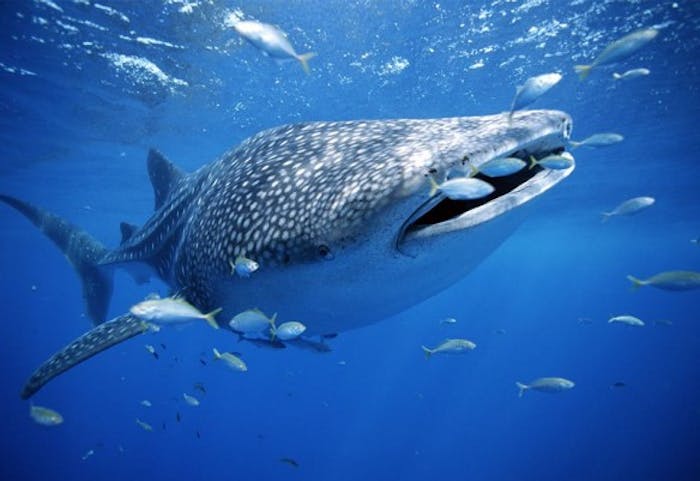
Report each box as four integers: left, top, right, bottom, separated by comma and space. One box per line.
21, 315, 148, 399
2, 110, 574, 398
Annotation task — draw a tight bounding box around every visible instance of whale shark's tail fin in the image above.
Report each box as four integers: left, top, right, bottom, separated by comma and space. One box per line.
21, 314, 149, 399
0, 194, 113, 324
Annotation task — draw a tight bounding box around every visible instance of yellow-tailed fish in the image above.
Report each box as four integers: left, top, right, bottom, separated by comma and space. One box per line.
212, 347, 248, 372
627, 270, 700, 291
421, 338, 476, 358
130, 296, 221, 329
30, 404, 63, 426
516, 377, 575, 397
232, 20, 316, 74
574, 28, 658, 80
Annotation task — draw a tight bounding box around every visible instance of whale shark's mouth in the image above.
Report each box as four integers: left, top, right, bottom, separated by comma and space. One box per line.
396, 142, 573, 248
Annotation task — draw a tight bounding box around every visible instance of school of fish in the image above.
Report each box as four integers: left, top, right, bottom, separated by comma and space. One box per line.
22, 18, 700, 458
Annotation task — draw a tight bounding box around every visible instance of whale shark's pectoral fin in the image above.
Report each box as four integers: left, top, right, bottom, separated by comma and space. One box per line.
21, 314, 149, 399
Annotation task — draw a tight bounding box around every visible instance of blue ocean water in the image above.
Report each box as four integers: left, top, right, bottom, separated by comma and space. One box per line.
1, 1, 699, 480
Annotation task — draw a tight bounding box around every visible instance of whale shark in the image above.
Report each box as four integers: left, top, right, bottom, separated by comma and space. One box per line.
1, 109, 574, 398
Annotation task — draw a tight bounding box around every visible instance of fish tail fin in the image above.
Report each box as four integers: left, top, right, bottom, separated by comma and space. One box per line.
468, 163, 479, 178
568, 140, 581, 149
0, 194, 113, 324
212, 347, 222, 359
21, 314, 149, 399
203, 307, 222, 329
626, 275, 645, 291
612, 72, 622, 80
528, 156, 538, 170
516, 382, 528, 398
428, 176, 440, 196
421, 346, 433, 359
574, 64, 592, 81
600, 212, 612, 223
297, 52, 316, 74
269, 312, 278, 340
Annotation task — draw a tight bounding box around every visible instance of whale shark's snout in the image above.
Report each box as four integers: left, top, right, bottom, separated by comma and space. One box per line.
388, 109, 573, 253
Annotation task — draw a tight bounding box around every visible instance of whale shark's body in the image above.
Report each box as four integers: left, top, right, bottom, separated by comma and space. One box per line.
1, 110, 574, 398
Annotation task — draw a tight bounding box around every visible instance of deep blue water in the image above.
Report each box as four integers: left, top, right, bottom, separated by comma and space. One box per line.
1, 1, 699, 480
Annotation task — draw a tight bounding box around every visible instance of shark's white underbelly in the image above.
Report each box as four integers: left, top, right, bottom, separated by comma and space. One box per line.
214, 201, 530, 335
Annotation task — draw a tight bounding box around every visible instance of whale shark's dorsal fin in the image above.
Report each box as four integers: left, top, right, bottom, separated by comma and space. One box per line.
119, 222, 139, 245
147, 149, 183, 210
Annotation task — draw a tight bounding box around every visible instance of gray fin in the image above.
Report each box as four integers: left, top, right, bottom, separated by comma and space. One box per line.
119, 222, 139, 245
147, 149, 183, 210
21, 314, 149, 399
0, 194, 113, 324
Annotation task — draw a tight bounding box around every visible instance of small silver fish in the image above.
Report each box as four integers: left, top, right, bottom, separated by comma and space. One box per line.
575, 28, 658, 80
183, 393, 200, 407
135, 418, 153, 431
81, 449, 94, 461
232, 20, 316, 74
429, 176, 494, 200
130, 296, 221, 329
608, 314, 645, 327
516, 377, 575, 397
439, 317, 458, 325
230, 255, 259, 278
627, 270, 700, 291
144, 344, 158, 359
421, 338, 476, 358
30, 404, 63, 426
612, 68, 650, 80
569, 133, 624, 148
602, 196, 655, 221
529, 152, 574, 170
229, 308, 277, 334
474, 157, 527, 178
273, 321, 307, 341
212, 347, 248, 372
140, 400, 152, 407
510, 72, 562, 115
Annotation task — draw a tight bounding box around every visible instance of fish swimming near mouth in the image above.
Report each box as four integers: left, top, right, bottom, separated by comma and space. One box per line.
1, 109, 574, 398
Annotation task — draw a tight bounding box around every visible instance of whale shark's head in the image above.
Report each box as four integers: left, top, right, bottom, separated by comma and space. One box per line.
392, 109, 573, 254
184, 109, 573, 332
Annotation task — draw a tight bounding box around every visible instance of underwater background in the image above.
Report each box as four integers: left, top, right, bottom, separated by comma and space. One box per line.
1, 1, 699, 480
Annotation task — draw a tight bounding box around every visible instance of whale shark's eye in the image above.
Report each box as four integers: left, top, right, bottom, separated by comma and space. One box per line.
318, 244, 333, 260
